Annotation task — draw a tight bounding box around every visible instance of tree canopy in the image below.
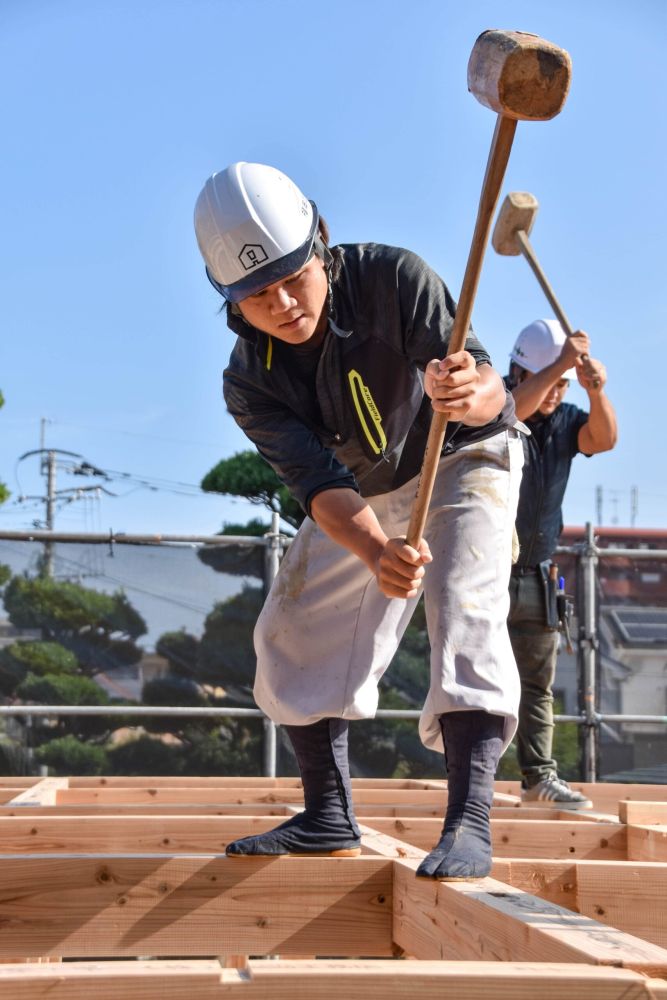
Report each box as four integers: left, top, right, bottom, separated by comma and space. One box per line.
201, 450, 303, 530
2, 576, 146, 674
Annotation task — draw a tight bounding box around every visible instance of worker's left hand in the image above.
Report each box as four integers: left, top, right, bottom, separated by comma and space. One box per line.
424, 351, 481, 420
575, 355, 606, 394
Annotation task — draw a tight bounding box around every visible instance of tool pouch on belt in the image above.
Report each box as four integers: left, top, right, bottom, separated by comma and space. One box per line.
538, 560, 560, 630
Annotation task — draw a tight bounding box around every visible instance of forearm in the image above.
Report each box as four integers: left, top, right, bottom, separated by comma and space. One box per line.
463, 363, 507, 425
581, 391, 618, 453
511, 360, 567, 420
311, 489, 432, 599
310, 488, 388, 572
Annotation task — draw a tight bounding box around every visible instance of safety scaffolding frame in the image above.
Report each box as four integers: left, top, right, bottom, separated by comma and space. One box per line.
1, 518, 666, 780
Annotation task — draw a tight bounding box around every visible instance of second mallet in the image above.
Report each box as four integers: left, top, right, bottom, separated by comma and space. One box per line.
492, 190, 599, 385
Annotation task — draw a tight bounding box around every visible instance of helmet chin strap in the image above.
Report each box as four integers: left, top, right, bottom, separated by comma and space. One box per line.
311, 236, 335, 325
313, 235, 333, 270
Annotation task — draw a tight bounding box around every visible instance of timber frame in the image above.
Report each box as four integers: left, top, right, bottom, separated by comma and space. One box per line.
0, 776, 666, 998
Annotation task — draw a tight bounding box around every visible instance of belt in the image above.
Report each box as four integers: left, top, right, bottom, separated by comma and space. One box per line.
510, 564, 540, 576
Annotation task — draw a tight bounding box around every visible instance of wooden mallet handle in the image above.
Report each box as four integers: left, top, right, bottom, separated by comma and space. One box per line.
515, 229, 601, 388
406, 115, 517, 548
406, 30, 571, 549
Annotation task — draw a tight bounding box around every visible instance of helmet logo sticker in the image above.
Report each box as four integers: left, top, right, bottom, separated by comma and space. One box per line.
238, 244, 269, 271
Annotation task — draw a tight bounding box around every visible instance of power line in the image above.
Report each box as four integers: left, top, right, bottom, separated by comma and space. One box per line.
54, 419, 224, 451
0, 538, 222, 618
58, 457, 221, 498
49, 548, 221, 616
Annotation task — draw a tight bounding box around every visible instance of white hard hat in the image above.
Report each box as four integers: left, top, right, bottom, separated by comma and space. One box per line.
509, 319, 576, 378
194, 162, 319, 302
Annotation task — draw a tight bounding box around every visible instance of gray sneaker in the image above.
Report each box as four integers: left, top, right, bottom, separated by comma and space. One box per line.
521, 774, 593, 810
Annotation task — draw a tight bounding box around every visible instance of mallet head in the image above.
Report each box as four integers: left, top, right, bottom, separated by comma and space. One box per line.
492, 191, 539, 256
468, 30, 571, 121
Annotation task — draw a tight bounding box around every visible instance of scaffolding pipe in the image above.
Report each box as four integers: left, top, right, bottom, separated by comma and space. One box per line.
0, 706, 419, 720
577, 522, 599, 781
1, 705, 664, 724
261, 512, 283, 778
0, 529, 266, 547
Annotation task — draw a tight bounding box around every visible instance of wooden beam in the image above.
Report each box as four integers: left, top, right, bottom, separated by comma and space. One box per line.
620, 802, 667, 825
62, 775, 442, 789
355, 805, 443, 818
392, 859, 667, 975
0, 959, 664, 1000
0, 855, 392, 959
0, 779, 42, 787
0, 816, 287, 854
57, 787, 308, 806
577, 784, 667, 811
360, 818, 627, 860
492, 858, 667, 947
517, 782, 667, 807
489, 806, 580, 820
6, 779, 69, 807
491, 859, 577, 909
575, 861, 667, 950
359, 825, 425, 860
56, 787, 451, 807
362, 821, 667, 948
0, 792, 22, 805
627, 825, 667, 862
0, 804, 293, 817
67, 777, 304, 788
0, 802, 441, 820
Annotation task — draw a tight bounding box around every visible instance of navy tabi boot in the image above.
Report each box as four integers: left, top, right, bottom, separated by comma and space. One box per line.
417, 710, 504, 880
226, 717, 362, 857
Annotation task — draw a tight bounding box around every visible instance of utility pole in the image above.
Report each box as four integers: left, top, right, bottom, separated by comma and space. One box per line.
17, 441, 111, 578
595, 485, 603, 526
44, 451, 56, 577
630, 486, 638, 528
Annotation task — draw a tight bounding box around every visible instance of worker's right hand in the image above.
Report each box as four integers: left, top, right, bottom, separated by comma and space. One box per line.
560, 330, 591, 370
374, 536, 432, 599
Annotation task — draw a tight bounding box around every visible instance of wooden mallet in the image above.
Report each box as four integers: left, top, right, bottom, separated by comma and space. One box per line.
406, 29, 571, 548
492, 190, 599, 385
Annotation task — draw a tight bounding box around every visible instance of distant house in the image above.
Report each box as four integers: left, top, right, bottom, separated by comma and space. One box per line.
0, 619, 40, 650
92, 651, 174, 703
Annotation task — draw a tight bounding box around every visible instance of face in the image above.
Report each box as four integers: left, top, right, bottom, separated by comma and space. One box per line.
517, 368, 569, 416
237, 255, 329, 345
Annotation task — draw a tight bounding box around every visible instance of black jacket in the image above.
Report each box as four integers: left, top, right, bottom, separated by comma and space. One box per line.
223, 243, 515, 515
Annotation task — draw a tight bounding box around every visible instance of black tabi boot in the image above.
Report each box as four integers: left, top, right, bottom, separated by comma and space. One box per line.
417, 709, 504, 880
225, 717, 362, 857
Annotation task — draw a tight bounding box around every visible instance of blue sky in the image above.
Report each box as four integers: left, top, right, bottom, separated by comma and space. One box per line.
1, 0, 665, 537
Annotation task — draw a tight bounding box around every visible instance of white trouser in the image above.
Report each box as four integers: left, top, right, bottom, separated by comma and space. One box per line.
254, 428, 524, 754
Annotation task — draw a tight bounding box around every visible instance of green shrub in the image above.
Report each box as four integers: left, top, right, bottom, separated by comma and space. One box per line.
107, 735, 184, 775
35, 735, 108, 775
17, 672, 110, 706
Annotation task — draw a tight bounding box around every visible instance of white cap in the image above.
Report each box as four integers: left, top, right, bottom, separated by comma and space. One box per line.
509, 319, 576, 378
194, 162, 318, 302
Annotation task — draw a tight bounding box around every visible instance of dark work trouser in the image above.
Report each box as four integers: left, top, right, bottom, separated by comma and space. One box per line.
507, 571, 559, 786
